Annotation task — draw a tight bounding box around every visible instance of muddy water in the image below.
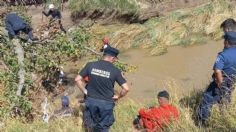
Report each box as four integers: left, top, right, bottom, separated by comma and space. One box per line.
120, 41, 223, 101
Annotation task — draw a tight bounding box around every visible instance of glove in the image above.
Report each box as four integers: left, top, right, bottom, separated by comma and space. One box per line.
83, 89, 88, 95
27, 39, 33, 43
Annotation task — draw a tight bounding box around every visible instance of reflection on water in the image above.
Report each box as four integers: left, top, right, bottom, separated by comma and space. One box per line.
119, 41, 223, 101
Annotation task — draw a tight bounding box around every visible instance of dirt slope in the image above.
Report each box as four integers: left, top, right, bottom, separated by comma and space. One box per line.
71, 0, 209, 25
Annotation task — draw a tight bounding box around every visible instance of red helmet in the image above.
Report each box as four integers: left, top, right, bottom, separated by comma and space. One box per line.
102, 37, 109, 45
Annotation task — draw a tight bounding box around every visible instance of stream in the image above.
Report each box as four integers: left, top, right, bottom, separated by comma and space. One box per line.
119, 40, 223, 101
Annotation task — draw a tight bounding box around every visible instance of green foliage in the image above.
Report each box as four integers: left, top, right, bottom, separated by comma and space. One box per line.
192, 3, 213, 15
0, 41, 32, 117
114, 61, 137, 72
0, 18, 90, 117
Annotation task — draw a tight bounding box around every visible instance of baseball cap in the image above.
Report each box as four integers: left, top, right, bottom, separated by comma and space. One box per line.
49, 4, 55, 9
103, 46, 119, 58
157, 90, 170, 99
223, 31, 236, 42
61, 96, 69, 107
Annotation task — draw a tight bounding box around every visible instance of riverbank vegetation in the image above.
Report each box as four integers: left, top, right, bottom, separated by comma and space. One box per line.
1, 81, 236, 131
1, 0, 236, 131
87, 0, 234, 55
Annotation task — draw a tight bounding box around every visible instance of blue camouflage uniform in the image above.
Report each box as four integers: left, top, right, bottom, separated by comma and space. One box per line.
5, 13, 33, 40
198, 32, 236, 122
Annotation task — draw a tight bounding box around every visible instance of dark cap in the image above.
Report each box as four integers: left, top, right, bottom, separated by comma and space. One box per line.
220, 18, 236, 29
103, 46, 119, 57
61, 96, 69, 107
157, 90, 169, 99
224, 32, 236, 42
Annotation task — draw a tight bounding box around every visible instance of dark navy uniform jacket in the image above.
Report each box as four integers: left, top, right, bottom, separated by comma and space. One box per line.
214, 47, 236, 76
43, 9, 62, 19
79, 60, 126, 102
5, 13, 27, 32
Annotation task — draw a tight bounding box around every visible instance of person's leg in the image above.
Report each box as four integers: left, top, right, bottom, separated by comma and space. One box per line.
58, 20, 66, 33
5, 22, 16, 39
83, 98, 97, 131
59, 20, 66, 33
197, 81, 219, 123
7, 28, 16, 39
8, 32, 15, 39
219, 77, 235, 106
133, 116, 144, 130
95, 100, 115, 132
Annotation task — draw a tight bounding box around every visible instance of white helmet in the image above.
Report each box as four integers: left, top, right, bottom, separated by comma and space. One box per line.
49, 4, 55, 9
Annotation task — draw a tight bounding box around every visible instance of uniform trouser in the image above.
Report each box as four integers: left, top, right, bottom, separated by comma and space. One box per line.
84, 97, 115, 132
197, 77, 235, 121
7, 25, 33, 40
58, 20, 66, 33
49, 19, 66, 33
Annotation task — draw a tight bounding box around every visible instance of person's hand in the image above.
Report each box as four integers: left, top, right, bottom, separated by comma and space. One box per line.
112, 95, 120, 101
83, 89, 88, 95
216, 81, 222, 88
27, 39, 33, 43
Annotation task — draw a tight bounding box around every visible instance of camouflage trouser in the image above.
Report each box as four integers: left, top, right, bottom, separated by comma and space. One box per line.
197, 76, 235, 121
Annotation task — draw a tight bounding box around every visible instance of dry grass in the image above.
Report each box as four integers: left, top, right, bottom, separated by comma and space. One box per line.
2, 81, 236, 131
88, 0, 235, 55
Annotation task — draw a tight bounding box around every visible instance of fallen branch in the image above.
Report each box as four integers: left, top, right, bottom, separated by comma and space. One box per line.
84, 46, 102, 56
83, 46, 126, 64
12, 39, 25, 96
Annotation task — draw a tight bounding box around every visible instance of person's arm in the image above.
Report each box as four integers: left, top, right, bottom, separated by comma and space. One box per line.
113, 83, 129, 100
113, 71, 129, 100
57, 10, 62, 19
5, 18, 16, 37
214, 69, 223, 87
75, 75, 87, 95
213, 54, 225, 87
42, 10, 51, 17
138, 108, 156, 120
75, 63, 90, 95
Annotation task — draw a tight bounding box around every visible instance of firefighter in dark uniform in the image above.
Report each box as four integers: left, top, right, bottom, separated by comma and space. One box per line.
42, 4, 66, 33
75, 46, 130, 132
198, 31, 236, 125
5, 12, 36, 42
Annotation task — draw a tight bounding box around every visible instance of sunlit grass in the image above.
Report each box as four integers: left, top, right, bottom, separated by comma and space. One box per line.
2, 81, 236, 131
